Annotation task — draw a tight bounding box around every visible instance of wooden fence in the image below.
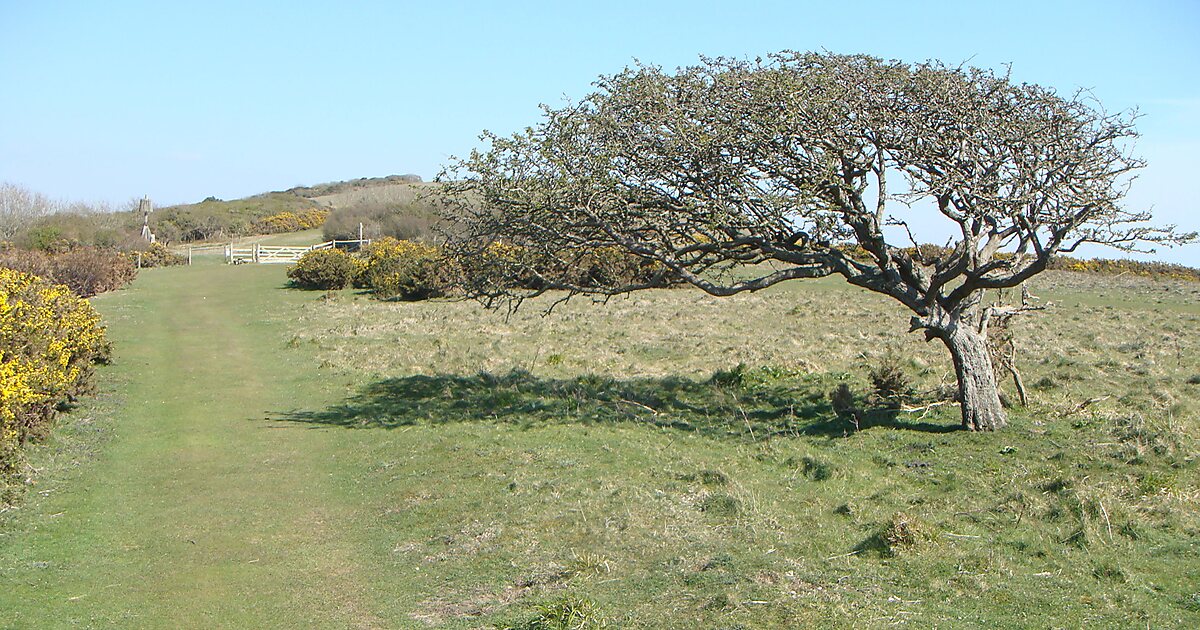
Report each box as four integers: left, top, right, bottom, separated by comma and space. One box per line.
170, 240, 369, 265
223, 240, 368, 264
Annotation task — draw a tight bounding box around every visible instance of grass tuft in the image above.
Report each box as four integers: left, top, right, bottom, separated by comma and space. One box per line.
698, 493, 742, 518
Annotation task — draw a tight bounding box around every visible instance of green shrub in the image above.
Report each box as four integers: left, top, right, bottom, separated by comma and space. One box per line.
24, 225, 65, 251
287, 249, 355, 290
868, 352, 913, 407
829, 383, 859, 419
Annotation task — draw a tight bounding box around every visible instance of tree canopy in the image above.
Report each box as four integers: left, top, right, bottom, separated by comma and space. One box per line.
440, 51, 1194, 431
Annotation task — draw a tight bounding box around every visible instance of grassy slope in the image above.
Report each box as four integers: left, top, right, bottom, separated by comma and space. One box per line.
157, 192, 320, 221
1, 264, 1197, 628
308, 181, 431, 210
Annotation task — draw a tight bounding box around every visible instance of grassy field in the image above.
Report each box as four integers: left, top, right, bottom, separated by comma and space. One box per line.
1, 261, 1197, 628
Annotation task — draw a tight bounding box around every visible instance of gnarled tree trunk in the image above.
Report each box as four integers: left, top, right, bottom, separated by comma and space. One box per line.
940, 324, 1007, 431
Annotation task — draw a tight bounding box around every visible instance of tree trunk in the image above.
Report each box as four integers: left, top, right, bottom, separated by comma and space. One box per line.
941, 325, 1008, 431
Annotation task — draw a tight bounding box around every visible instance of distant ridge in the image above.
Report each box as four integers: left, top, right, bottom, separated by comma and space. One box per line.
280, 174, 424, 200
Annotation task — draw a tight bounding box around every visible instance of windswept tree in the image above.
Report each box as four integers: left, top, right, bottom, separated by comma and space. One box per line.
440, 52, 1193, 431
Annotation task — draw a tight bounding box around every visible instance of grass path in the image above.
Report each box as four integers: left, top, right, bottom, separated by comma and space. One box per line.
1, 263, 385, 628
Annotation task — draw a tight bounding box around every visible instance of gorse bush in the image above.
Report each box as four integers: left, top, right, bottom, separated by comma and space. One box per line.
459, 241, 678, 296
1048, 256, 1200, 282
134, 243, 187, 268
838, 244, 1200, 283
252, 209, 328, 234
1, 268, 109, 498
287, 248, 355, 290
289, 238, 673, 302
358, 238, 455, 300
0, 247, 137, 297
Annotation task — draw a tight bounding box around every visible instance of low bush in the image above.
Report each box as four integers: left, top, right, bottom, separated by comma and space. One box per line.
0, 245, 54, 279
2, 268, 109, 498
460, 242, 678, 295
359, 238, 455, 300
287, 248, 355, 290
557, 246, 676, 289
0, 247, 137, 297
134, 243, 187, 268
52, 249, 138, 296
868, 352, 914, 407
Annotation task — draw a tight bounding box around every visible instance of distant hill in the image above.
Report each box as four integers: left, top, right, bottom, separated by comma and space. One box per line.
152, 175, 429, 243
281, 174, 424, 201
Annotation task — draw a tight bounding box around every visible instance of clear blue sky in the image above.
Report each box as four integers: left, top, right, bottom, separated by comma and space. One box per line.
2, 0, 1197, 264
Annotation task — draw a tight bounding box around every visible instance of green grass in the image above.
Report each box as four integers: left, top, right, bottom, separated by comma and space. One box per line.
1, 264, 1197, 628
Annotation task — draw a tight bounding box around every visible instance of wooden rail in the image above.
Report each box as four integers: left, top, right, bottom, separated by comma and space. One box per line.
223, 240, 369, 264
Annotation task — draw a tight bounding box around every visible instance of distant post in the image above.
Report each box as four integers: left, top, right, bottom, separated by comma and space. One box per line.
139, 196, 155, 243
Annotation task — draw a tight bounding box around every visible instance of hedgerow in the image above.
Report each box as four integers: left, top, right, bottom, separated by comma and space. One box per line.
289, 238, 677, 301
1, 268, 109, 499
836, 244, 1200, 283
1048, 256, 1200, 281
0, 247, 138, 297
459, 241, 678, 295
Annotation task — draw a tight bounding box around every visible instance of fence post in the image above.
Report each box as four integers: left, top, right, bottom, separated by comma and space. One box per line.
188, 247, 193, 266
137, 252, 143, 269
254, 243, 260, 264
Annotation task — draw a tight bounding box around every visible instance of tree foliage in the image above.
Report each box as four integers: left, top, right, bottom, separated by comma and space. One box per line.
441, 51, 1194, 431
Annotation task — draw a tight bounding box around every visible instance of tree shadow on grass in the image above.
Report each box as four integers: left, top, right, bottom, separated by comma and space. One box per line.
274, 367, 959, 440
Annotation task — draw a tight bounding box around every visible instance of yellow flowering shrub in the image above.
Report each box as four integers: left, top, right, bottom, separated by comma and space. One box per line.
253, 209, 330, 234
358, 238, 456, 300
463, 241, 676, 292
1, 268, 108, 494
1048, 256, 1200, 282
